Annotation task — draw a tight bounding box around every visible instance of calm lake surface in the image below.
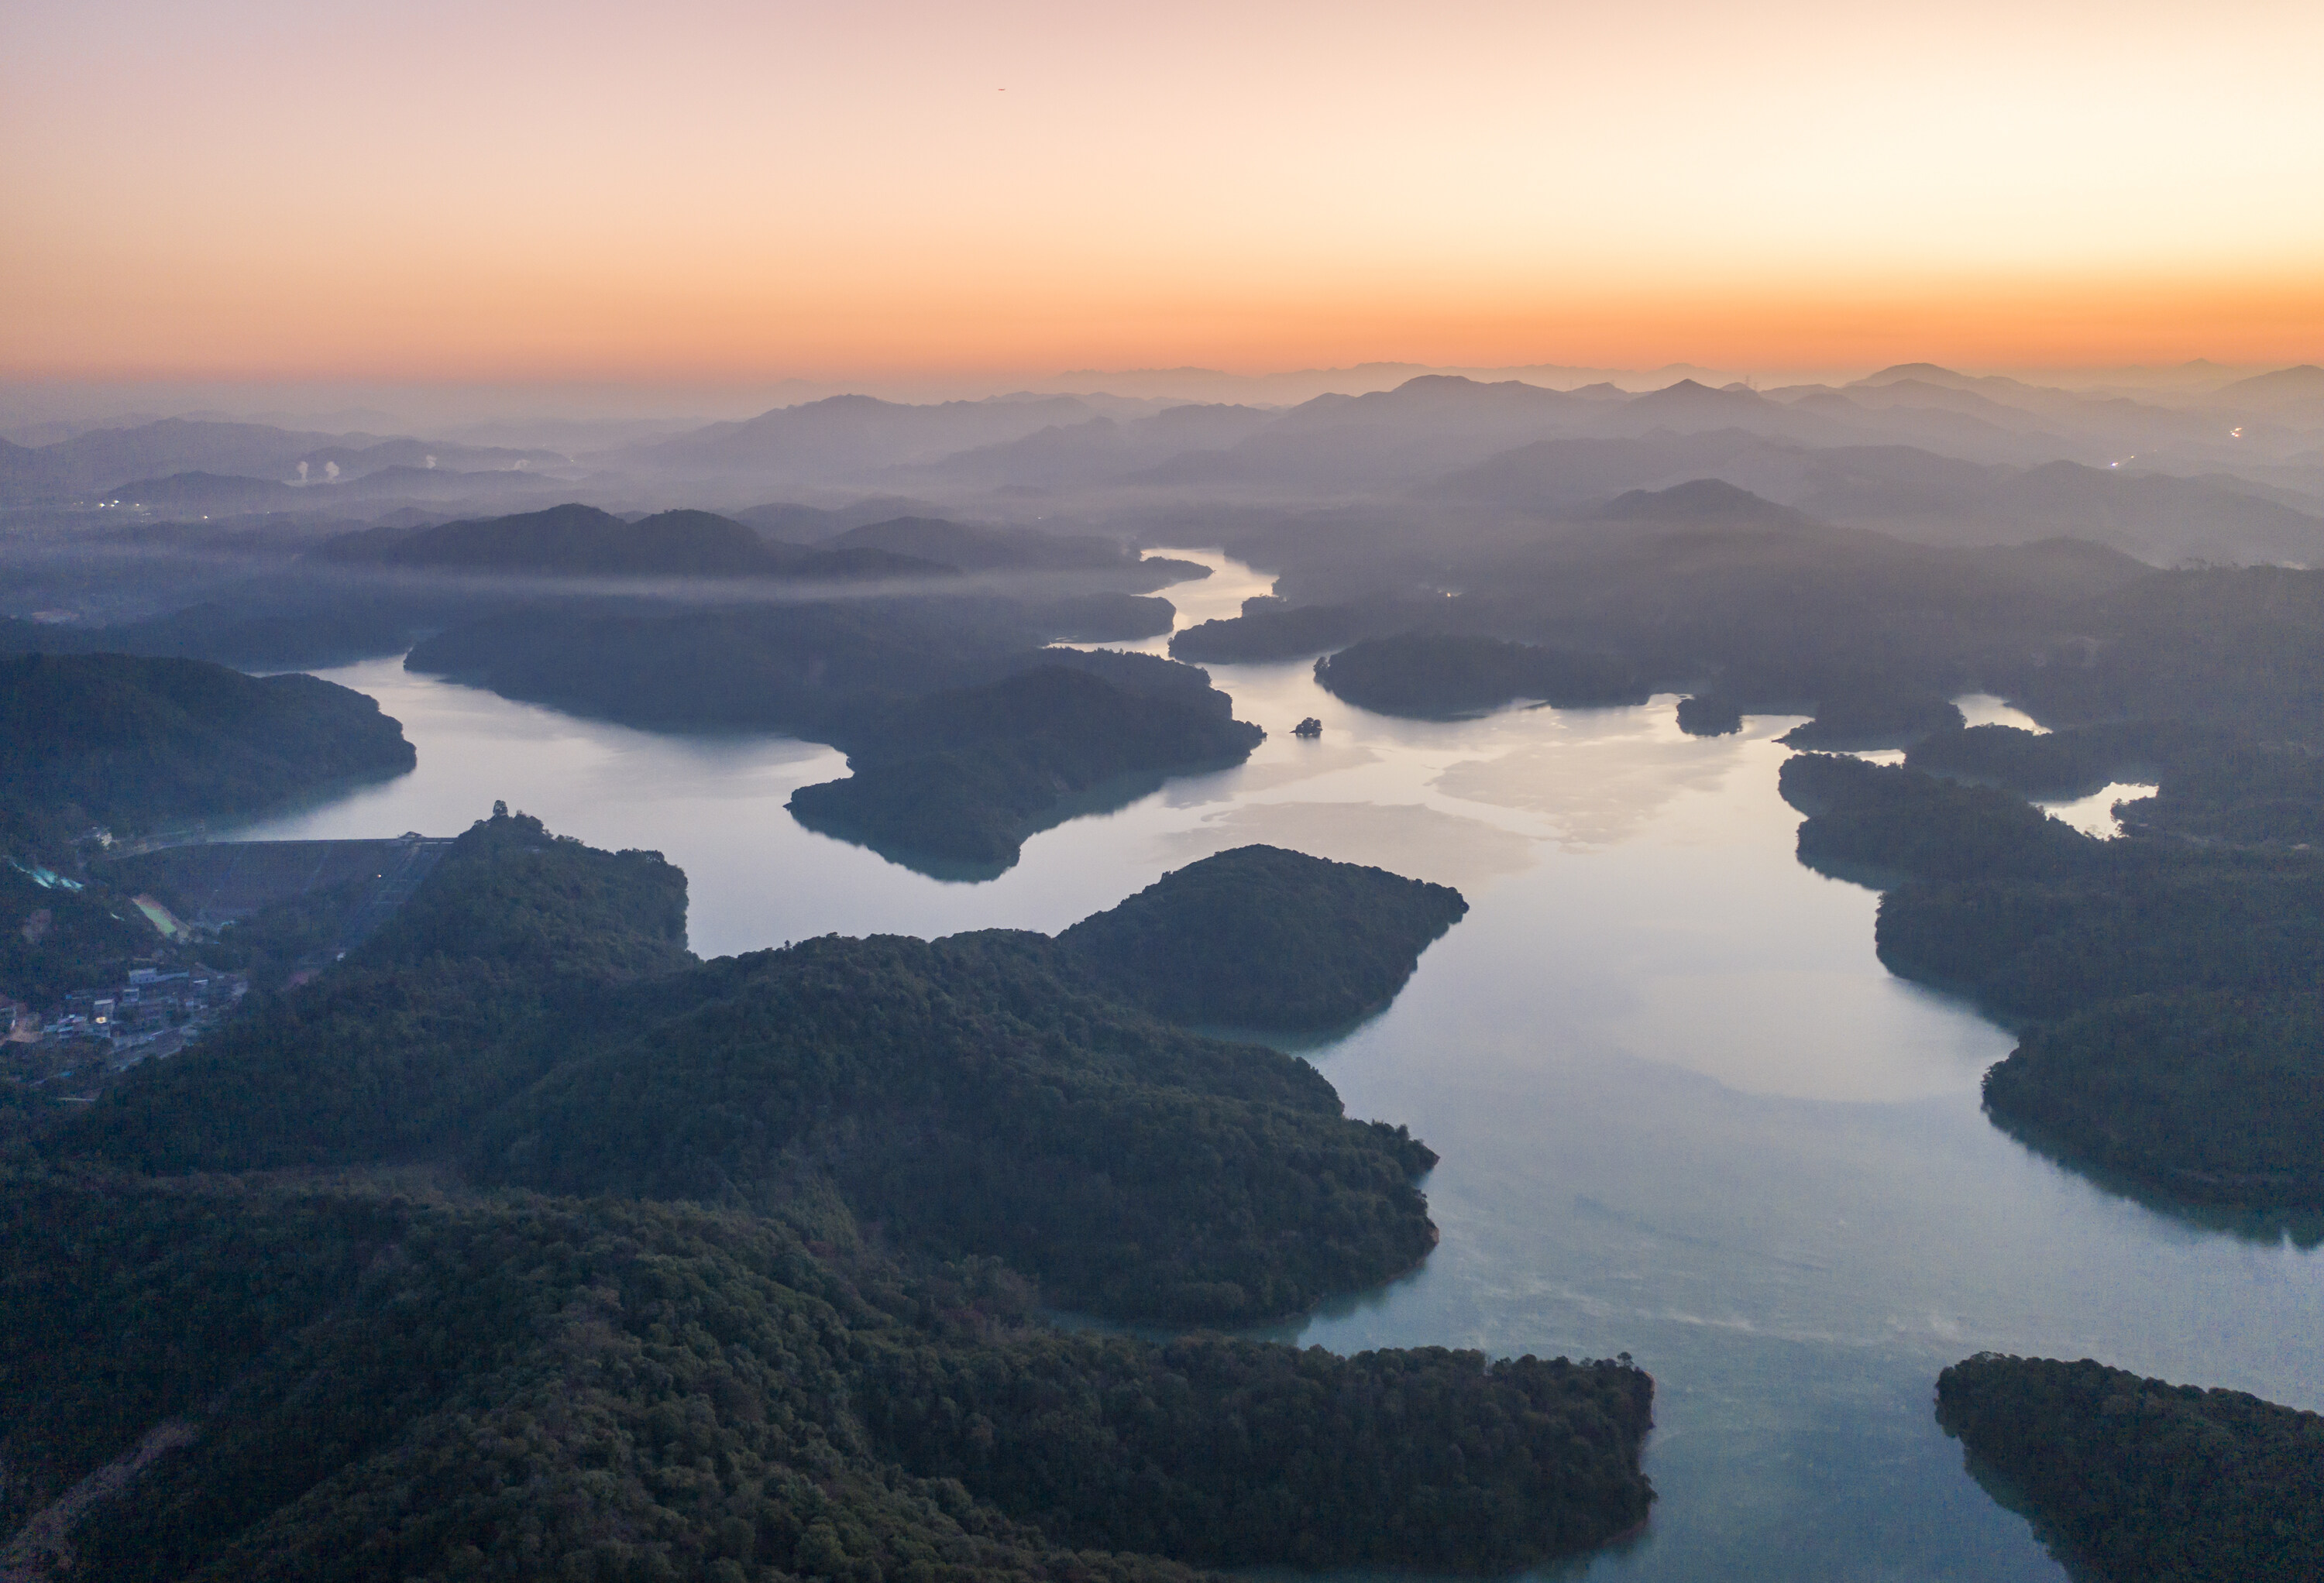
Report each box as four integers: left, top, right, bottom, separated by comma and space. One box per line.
235, 555, 2324, 1583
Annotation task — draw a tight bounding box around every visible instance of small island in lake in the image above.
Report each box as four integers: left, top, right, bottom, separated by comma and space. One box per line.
1675, 694, 1743, 736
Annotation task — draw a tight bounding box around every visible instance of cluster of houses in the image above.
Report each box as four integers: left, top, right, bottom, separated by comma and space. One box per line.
8, 966, 248, 1091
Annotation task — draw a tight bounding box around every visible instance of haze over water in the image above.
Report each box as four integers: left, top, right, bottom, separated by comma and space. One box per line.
233, 554, 2324, 1582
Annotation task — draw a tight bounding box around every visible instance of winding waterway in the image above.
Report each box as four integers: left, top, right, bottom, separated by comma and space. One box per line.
232, 554, 2324, 1582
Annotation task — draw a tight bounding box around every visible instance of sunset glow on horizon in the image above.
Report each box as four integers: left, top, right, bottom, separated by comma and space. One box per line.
7, 0, 2321, 381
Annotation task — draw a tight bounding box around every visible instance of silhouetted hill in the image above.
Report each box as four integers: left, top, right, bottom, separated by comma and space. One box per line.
1427, 432, 2323, 561
2000, 565, 2324, 739
1986, 993, 2324, 1206
1782, 750, 2324, 1207
1776, 692, 1964, 750
0, 418, 352, 499
404, 599, 1040, 733
645, 393, 1103, 479
824, 514, 1129, 572
2214, 363, 2324, 410
91, 472, 301, 510
1594, 477, 1811, 525
731, 494, 951, 541
327, 503, 954, 579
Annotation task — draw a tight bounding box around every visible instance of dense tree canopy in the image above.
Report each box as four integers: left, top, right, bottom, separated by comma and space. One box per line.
0, 812, 1657, 1577
790, 666, 1262, 871
0, 652, 414, 853
55, 818, 1458, 1326
1312, 633, 1646, 718
1982, 993, 2324, 1205
0, 860, 159, 1011
1776, 692, 1962, 750
1936, 1354, 2324, 1583
1054, 845, 1467, 1029
0, 1177, 1652, 1583
1780, 750, 2324, 1206
464, 929, 1439, 1324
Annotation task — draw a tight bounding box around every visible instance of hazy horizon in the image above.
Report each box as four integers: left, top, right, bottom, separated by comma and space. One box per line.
4, 353, 2309, 440
9, 0, 2322, 383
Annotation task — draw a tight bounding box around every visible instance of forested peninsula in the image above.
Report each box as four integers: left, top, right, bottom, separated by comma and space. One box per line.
0, 652, 414, 854
1053, 843, 1468, 1028
1936, 1355, 2324, 1583
789, 658, 1262, 870
1312, 633, 1645, 718
406, 605, 1257, 874
3, 813, 1661, 1579
1779, 751, 2324, 1207
50, 816, 1461, 1325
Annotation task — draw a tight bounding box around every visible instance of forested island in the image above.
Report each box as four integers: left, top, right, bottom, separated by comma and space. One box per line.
1, 812, 1661, 1578
1312, 633, 1645, 718
789, 659, 1263, 870
1936, 1354, 2324, 1582
1779, 751, 2324, 1206
404, 602, 1253, 873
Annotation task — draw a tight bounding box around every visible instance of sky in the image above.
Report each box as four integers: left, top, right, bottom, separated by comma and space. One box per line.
5, 0, 2322, 382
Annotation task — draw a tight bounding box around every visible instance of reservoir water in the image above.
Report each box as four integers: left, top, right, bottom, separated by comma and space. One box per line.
232, 555, 2324, 1582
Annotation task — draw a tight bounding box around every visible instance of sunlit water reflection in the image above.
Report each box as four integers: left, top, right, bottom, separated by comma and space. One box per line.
230, 552, 2322, 1583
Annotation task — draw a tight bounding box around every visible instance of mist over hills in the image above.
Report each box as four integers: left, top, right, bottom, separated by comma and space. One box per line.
18, 365, 2324, 555
8, 362, 2324, 668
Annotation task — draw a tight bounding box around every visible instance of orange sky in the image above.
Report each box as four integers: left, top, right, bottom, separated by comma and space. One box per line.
5, 0, 2320, 380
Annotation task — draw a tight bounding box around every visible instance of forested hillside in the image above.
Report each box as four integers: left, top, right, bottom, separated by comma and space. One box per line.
55, 819, 1455, 1325
0, 1178, 1653, 1583
1778, 752, 2324, 1205
60, 813, 690, 1172
1054, 844, 1468, 1028
0, 653, 414, 854
1312, 633, 1645, 717
0, 816, 1659, 1580
1936, 1354, 2324, 1583
790, 665, 1262, 870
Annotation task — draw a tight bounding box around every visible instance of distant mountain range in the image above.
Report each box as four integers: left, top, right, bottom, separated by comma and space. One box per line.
7, 365, 2322, 576
318, 503, 954, 581
0, 417, 566, 503
1426, 431, 2324, 564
